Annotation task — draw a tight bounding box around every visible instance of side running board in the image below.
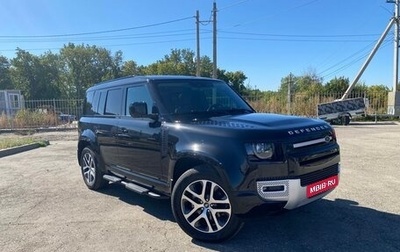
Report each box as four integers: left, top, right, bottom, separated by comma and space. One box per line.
103, 174, 166, 199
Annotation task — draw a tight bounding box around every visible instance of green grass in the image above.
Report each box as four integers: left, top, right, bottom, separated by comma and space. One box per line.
0, 138, 48, 150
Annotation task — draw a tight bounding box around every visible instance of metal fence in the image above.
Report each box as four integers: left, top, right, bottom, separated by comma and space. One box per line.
0, 99, 83, 130
245, 91, 389, 117
0, 91, 393, 130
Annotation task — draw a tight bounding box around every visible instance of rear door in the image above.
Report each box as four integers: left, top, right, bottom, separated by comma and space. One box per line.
92, 88, 122, 167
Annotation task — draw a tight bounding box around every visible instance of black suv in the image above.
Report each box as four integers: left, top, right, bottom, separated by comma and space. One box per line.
78, 75, 340, 242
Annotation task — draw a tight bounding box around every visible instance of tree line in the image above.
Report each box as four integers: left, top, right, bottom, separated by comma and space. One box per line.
0, 43, 247, 100
0, 43, 394, 108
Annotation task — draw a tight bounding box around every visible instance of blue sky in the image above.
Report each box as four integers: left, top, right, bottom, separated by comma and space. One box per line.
0, 0, 397, 91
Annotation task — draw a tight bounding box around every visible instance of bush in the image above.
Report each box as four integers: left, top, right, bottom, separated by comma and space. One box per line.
13, 109, 58, 128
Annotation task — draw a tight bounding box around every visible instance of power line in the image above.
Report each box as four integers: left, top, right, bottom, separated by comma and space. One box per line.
318, 40, 379, 76
218, 36, 383, 43
321, 39, 392, 79
0, 38, 203, 54
0, 16, 194, 38
219, 0, 251, 11
218, 30, 381, 38
0, 31, 197, 43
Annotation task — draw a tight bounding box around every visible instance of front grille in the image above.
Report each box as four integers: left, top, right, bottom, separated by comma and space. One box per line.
299, 164, 339, 186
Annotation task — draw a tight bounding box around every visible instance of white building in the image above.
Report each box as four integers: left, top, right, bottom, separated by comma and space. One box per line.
0, 90, 24, 117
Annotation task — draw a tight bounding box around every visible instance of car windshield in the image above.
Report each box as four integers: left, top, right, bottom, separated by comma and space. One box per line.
154, 79, 254, 119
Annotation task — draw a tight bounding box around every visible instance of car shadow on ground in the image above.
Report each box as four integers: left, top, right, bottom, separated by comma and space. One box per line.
98, 185, 400, 251
197, 198, 400, 251
99, 183, 175, 221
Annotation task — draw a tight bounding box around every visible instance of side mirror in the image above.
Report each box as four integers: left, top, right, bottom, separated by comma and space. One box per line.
129, 102, 148, 118
148, 106, 159, 121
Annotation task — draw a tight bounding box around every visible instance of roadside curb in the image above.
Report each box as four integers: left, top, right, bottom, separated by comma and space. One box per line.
0, 141, 50, 158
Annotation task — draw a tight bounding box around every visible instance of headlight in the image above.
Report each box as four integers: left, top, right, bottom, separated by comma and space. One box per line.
246, 143, 274, 159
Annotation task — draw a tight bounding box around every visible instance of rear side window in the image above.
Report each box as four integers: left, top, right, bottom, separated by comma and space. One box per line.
84, 91, 95, 115
89, 90, 106, 115
105, 89, 122, 115
97, 91, 106, 115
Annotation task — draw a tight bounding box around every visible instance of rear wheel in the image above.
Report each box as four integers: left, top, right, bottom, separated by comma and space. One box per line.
341, 115, 350, 125
80, 147, 108, 190
171, 167, 243, 242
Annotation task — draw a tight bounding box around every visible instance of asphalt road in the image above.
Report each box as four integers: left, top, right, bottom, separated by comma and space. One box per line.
0, 122, 399, 252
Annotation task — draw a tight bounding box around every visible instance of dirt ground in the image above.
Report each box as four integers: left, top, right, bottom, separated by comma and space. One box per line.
0, 129, 78, 142
0, 122, 399, 251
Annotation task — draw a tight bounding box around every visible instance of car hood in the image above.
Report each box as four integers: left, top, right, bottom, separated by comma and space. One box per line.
187, 113, 332, 139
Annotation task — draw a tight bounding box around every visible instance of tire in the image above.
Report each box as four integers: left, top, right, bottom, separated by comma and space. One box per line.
171, 166, 243, 242
80, 147, 108, 190
339, 115, 350, 125
343, 115, 351, 126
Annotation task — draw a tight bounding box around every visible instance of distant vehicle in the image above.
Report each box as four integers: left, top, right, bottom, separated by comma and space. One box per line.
58, 113, 76, 122
317, 97, 367, 125
77, 75, 340, 242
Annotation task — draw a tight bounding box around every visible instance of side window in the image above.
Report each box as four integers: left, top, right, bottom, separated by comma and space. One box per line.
85, 91, 95, 115
97, 91, 106, 115
90, 90, 106, 115
125, 85, 153, 117
105, 89, 122, 115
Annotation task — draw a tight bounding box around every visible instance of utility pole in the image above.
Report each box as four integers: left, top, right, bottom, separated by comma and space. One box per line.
287, 73, 292, 115
341, 0, 400, 116
341, 18, 395, 100
392, 0, 399, 92
387, 0, 400, 115
196, 10, 201, 77
212, 1, 217, 79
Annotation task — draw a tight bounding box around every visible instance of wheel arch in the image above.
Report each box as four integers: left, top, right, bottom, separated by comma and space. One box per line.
171, 152, 231, 194
77, 129, 99, 166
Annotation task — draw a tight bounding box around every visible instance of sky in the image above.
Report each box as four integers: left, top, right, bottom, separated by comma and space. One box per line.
0, 0, 397, 91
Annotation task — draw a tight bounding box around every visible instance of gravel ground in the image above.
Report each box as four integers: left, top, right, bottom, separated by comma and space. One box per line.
0, 129, 78, 142
0, 122, 399, 251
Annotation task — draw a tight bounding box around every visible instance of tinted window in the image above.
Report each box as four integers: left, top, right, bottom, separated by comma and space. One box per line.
97, 91, 106, 115
125, 85, 153, 117
85, 91, 95, 115
155, 80, 251, 114
105, 89, 122, 115
91, 91, 100, 115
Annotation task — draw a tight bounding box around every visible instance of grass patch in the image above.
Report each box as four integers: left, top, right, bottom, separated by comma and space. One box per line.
0, 138, 48, 150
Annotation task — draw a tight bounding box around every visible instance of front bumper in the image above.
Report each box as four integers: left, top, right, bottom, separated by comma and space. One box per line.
256, 174, 339, 210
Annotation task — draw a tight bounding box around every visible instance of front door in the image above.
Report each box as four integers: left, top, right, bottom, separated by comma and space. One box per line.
115, 85, 163, 181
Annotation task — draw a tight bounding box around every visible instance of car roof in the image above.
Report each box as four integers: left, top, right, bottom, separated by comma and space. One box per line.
87, 75, 218, 92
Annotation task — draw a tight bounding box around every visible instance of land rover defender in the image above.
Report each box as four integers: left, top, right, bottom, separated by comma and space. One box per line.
77, 75, 340, 242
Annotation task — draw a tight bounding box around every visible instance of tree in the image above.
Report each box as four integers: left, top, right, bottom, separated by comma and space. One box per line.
0, 56, 12, 89
324, 77, 349, 98
39, 52, 63, 98
121, 60, 142, 76
367, 85, 390, 113
60, 43, 123, 99
10, 49, 67, 99
10, 49, 42, 99
218, 70, 247, 94
199, 56, 213, 77
139, 48, 248, 94
142, 48, 196, 75
279, 73, 298, 95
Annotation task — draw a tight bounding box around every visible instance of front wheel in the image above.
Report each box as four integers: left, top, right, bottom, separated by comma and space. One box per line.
171, 167, 243, 242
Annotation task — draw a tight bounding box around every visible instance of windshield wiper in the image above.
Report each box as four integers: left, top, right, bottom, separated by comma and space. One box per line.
222, 108, 254, 115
